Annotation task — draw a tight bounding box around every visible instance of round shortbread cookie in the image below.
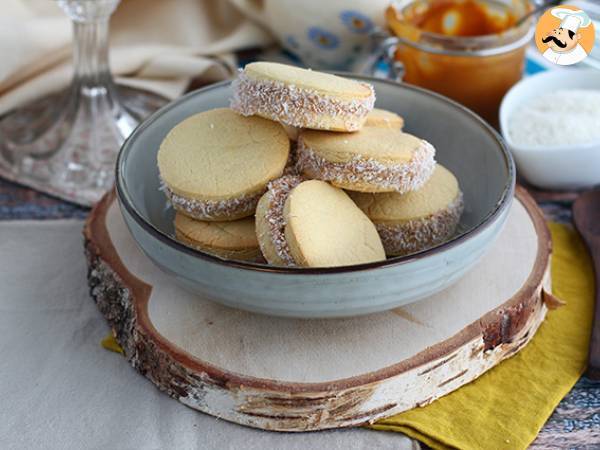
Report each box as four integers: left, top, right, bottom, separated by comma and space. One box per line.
174, 213, 261, 261
230, 62, 375, 132
365, 108, 404, 129
158, 108, 289, 221
348, 165, 464, 257
296, 127, 436, 194
283, 180, 385, 267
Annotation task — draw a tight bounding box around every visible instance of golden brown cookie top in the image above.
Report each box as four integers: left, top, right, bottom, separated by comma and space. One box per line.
283, 180, 385, 267
158, 108, 289, 201
365, 108, 404, 129
244, 62, 373, 100
299, 127, 428, 165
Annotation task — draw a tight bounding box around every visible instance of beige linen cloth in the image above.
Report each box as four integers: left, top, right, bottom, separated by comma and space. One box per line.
0, 219, 417, 449
0, 0, 274, 115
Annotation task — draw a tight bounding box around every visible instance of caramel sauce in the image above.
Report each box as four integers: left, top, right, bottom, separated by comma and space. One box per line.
412, 0, 516, 37
386, 2, 527, 125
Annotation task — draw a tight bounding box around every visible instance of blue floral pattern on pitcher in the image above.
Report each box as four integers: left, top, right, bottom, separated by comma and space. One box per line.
307, 27, 340, 49
340, 10, 374, 34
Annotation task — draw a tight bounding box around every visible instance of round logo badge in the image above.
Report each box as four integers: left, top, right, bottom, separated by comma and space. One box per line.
535, 5, 595, 66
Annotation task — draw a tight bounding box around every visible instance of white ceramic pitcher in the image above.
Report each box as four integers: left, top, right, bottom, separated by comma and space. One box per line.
230, 0, 390, 70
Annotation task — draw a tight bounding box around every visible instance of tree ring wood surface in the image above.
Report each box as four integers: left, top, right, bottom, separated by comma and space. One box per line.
84, 187, 552, 432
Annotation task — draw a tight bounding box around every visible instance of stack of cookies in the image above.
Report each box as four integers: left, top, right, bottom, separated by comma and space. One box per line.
157, 62, 463, 268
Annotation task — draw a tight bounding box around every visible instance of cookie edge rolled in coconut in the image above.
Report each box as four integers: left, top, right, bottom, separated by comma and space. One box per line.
230, 70, 375, 132
295, 137, 436, 194
255, 175, 304, 266
161, 179, 264, 221
376, 192, 464, 257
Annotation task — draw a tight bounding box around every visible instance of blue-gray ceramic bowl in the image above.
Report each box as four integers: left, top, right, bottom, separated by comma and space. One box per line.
116, 76, 515, 318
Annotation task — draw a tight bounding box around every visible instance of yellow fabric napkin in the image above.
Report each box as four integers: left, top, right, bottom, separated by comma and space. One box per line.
101, 222, 594, 449
101, 335, 124, 355
370, 222, 595, 449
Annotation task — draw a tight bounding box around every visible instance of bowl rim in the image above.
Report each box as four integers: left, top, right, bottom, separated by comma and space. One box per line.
116, 75, 515, 275
499, 69, 600, 153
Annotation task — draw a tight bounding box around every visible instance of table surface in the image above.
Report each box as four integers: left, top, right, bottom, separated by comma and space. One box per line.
1, 176, 598, 449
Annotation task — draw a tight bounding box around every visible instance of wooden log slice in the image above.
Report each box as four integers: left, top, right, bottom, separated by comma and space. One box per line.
84, 187, 554, 432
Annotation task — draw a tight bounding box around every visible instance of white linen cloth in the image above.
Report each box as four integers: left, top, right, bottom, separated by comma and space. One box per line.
0, 0, 274, 115
0, 220, 417, 449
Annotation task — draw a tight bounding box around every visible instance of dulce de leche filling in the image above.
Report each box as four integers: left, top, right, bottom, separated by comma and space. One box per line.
295, 138, 436, 193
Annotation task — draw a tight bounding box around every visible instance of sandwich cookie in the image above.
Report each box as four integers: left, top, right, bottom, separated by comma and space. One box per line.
231, 62, 375, 132
297, 127, 436, 194
174, 213, 262, 261
349, 165, 463, 257
158, 108, 289, 221
256, 178, 385, 267
365, 108, 404, 129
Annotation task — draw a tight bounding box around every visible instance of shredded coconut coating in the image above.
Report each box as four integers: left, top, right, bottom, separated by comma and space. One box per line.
161, 180, 263, 221
283, 142, 299, 176
296, 139, 436, 194
260, 175, 304, 266
230, 71, 375, 131
377, 192, 464, 257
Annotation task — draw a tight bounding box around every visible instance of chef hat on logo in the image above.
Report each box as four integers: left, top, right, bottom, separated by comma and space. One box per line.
551, 8, 592, 33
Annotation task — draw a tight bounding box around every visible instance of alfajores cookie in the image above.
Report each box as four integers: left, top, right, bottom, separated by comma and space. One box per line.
158, 108, 289, 221
365, 108, 404, 129
296, 127, 436, 194
174, 213, 262, 261
230, 62, 375, 132
349, 165, 463, 257
256, 178, 385, 267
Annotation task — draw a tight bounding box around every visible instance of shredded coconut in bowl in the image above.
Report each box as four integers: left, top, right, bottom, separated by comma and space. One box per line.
508, 89, 600, 148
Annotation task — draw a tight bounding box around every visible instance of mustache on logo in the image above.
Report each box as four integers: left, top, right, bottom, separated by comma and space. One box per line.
542, 35, 567, 48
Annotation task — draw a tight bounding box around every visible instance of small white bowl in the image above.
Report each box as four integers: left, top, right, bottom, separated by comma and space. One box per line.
500, 69, 600, 190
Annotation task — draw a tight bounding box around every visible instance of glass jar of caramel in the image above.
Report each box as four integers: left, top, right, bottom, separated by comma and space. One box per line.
386, 0, 534, 125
